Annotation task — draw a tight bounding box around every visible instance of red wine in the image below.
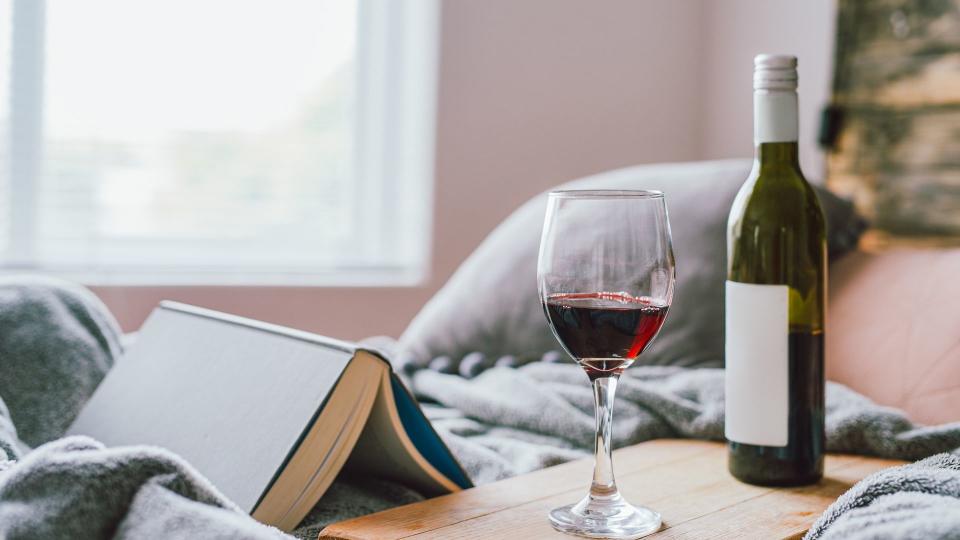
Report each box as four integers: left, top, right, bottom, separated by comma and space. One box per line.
544, 292, 669, 379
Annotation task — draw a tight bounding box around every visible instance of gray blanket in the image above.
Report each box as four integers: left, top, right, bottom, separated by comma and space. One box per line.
1, 280, 959, 539
805, 451, 960, 540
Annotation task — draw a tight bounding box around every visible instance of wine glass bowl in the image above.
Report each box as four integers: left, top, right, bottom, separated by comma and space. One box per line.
538, 189, 675, 539
543, 292, 669, 380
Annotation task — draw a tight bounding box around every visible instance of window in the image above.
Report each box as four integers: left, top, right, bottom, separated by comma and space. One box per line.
0, 0, 438, 285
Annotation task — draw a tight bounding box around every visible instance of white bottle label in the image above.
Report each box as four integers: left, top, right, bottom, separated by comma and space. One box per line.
725, 280, 789, 447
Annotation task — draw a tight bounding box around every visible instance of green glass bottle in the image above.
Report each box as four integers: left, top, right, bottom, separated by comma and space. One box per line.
725, 55, 826, 486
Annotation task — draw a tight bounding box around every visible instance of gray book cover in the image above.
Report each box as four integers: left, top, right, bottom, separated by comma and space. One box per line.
68, 302, 356, 513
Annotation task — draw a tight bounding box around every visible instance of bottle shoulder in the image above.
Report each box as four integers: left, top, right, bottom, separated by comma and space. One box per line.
729, 165, 826, 234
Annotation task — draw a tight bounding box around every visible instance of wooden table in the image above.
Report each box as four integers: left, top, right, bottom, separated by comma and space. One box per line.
320, 440, 904, 539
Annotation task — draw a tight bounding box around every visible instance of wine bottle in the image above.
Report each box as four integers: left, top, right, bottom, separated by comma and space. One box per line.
725, 55, 826, 486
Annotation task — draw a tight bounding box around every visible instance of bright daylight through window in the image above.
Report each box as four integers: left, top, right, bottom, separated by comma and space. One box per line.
0, 0, 437, 285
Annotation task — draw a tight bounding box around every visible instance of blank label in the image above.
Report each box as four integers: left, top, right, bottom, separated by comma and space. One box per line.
725, 281, 789, 447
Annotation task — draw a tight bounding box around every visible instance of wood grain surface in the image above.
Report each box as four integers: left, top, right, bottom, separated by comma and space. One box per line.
319, 439, 904, 540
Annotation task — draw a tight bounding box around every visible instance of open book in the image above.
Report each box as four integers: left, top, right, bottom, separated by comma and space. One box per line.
68, 302, 472, 531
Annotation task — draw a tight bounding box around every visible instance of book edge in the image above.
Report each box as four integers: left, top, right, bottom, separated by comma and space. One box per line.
158, 301, 357, 354
258, 354, 386, 530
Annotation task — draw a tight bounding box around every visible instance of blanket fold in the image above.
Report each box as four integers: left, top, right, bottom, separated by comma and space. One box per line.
804, 450, 960, 540
0, 436, 285, 539
0, 276, 122, 448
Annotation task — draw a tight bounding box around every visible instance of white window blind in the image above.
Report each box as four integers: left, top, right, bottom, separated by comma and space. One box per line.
0, 0, 437, 285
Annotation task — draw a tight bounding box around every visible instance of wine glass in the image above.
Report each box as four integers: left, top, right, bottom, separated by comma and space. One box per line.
538, 190, 675, 539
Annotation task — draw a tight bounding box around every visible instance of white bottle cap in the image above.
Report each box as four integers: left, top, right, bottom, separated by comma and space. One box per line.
753, 54, 797, 91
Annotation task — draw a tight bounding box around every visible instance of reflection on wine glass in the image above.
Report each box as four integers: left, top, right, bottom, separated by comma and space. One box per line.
538, 190, 675, 539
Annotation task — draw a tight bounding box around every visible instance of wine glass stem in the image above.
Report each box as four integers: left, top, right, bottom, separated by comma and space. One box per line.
590, 375, 620, 499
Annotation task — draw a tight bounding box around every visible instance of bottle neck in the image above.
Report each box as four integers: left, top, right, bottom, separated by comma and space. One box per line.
754, 89, 798, 143
754, 89, 799, 167
757, 141, 800, 166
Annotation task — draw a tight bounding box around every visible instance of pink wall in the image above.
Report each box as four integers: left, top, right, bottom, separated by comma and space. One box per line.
93, 0, 835, 339
700, 0, 836, 179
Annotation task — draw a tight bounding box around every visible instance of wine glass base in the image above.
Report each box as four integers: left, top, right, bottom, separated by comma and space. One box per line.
548, 493, 662, 539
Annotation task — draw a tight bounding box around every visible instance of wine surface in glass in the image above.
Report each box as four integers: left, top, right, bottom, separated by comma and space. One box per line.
544, 292, 668, 379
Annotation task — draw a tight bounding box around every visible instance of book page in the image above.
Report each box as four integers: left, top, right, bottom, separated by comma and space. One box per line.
346, 365, 460, 496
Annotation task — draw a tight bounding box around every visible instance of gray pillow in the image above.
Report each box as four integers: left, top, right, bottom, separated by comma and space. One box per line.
398, 159, 864, 371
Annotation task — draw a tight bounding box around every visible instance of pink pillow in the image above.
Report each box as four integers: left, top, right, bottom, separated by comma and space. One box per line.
828, 248, 960, 425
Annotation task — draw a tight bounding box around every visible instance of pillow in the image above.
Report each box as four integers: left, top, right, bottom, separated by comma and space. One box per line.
398, 159, 865, 370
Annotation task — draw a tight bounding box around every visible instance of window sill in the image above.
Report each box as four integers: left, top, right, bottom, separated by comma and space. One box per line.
0, 265, 428, 287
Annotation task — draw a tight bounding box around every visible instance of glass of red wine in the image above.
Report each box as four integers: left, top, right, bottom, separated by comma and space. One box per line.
538, 189, 675, 539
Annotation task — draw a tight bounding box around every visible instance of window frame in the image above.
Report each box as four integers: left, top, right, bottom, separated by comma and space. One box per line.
2, 0, 439, 287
